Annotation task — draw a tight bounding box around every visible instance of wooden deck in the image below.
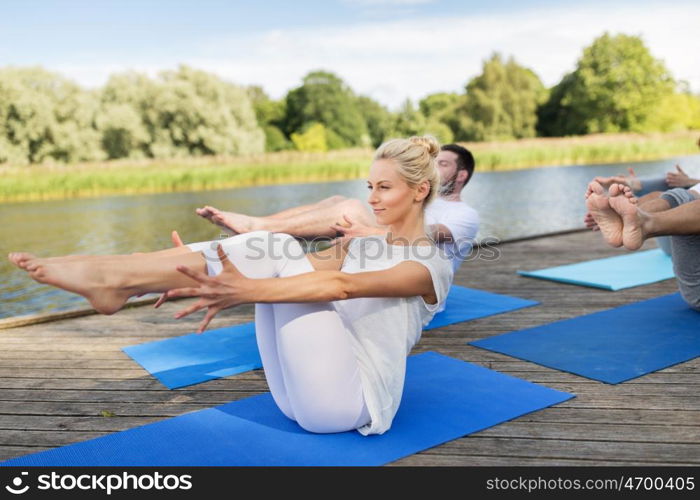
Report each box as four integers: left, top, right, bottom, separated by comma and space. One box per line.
1, 230, 698, 466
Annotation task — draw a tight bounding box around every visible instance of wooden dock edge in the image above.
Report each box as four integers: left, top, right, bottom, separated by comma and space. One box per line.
0, 296, 159, 330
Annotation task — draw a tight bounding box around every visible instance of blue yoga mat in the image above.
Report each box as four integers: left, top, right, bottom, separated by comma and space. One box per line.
123, 323, 260, 389
517, 249, 674, 291
424, 285, 538, 330
124, 285, 538, 389
471, 293, 700, 384
1, 352, 573, 466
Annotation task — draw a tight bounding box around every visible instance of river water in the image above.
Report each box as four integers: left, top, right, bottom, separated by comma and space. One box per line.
2, 154, 699, 319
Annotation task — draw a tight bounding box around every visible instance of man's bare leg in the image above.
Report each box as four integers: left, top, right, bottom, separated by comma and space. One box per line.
623, 190, 699, 256
197, 198, 376, 239
633, 192, 676, 215
8, 248, 204, 315
601, 185, 700, 250
640, 199, 700, 238
196, 196, 348, 232
635, 194, 676, 256
594, 185, 700, 309
265, 196, 347, 219
615, 188, 700, 310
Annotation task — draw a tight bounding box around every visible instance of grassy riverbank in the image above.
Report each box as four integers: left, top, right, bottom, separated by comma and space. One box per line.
1, 131, 698, 203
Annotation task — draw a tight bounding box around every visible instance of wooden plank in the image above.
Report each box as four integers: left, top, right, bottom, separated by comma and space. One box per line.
0, 447, 52, 462
0, 399, 254, 417
426, 437, 700, 464
0, 430, 118, 447
551, 396, 700, 411
475, 422, 700, 443
0, 376, 266, 391
0, 296, 174, 330
0, 388, 267, 403
0, 415, 165, 432
517, 408, 700, 426
392, 455, 667, 466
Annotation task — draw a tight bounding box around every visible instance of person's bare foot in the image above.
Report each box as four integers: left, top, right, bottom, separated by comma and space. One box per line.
8, 252, 37, 270
583, 212, 599, 231
585, 181, 623, 247
607, 183, 645, 250
9, 252, 104, 270
196, 206, 261, 234
17, 256, 130, 315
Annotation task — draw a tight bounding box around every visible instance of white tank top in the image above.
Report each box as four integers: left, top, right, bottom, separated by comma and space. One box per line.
332, 236, 453, 435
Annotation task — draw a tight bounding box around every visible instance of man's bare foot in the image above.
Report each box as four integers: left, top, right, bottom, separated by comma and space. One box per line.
607, 183, 645, 250
585, 181, 623, 247
17, 255, 130, 315
196, 206, 261, 234
583, 212, 599, 231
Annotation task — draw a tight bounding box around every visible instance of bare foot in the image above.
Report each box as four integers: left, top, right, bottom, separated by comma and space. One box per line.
583, 212, 599, 231
608, 183, 645, 250
196, 206, 260, 234
585, 181, 623, 247
8, 252, 37, 270
9, 252, 105, 270
18, 256, 130, 315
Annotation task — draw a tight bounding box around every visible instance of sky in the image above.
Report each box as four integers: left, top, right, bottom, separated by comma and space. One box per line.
1, 0, 698, 109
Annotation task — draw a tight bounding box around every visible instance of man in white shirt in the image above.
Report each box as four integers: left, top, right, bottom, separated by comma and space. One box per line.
196, 144, 479, 273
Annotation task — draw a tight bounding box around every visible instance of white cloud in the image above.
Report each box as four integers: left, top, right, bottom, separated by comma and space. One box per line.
45, 2, 700, 109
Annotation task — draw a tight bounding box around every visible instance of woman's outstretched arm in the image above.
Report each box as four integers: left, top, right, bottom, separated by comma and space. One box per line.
164, 245, 436, 332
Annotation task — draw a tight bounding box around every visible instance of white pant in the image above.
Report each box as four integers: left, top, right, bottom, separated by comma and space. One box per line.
187, 231, 370, 433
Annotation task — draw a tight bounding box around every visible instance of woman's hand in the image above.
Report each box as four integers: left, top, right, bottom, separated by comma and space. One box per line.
330, 215, 386, 239
161, 244, 252, 333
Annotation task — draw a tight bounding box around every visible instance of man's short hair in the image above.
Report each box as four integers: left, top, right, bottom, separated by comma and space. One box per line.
441, 144, 475, 187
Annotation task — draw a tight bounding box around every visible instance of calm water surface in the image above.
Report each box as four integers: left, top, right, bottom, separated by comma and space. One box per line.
2, 154, 699, 318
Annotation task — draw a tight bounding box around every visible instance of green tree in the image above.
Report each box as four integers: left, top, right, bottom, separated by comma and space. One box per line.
537, 33, 675, 136
419, 92, 461, 120
355, 95, 393, 147
97, 72, 155, 159
390, 99, 427, 137
283, 71, 370, 148
420, 92, 467, 142
536, 73, 586, 136
388, 100, 453, 144
247, 85, 286, 126
152, 66, 264, 157
424, 120, 454, 144
459, 53, 546, 141
99, 66, 264, 159
0, 67, 103, 164
97, 102, 150, 159
642, 83, 700, 132
247, 85, 291, 151
262, 125, 292, 152
291, 122, 328, 152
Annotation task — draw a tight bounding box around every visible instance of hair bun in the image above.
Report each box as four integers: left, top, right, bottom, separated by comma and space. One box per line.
409, 135, 440, 158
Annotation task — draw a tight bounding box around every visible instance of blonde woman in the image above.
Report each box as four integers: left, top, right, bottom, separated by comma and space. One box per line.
9, 136, 453, 436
